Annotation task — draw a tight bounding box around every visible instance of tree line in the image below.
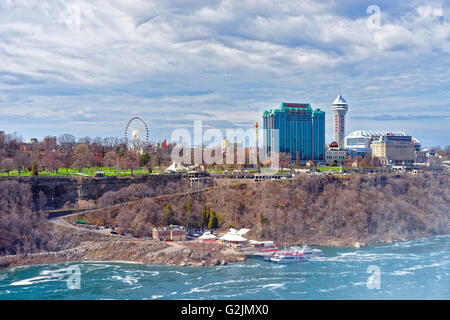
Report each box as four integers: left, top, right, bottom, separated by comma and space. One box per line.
0, 131, 175, 175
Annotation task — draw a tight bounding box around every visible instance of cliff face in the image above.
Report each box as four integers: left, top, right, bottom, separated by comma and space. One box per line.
88, 174, 449, 247
208, 174, 450, 246
13, 175, 182, 211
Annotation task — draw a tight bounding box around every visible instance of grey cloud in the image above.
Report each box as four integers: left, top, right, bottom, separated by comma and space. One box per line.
353, 114, 449, 121
0, 0, 449, 146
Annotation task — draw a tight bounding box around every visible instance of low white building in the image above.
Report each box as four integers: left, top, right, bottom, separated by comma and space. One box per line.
248, 240, 274, 248
219, 228, 249, 245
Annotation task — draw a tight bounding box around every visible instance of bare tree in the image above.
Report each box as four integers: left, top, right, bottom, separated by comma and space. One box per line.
77, 136, 92, 146
103, 150, 118, 170
58, 134, 76, 152
0, 158, 16, 176
41, 152, 62, 173
0, 180, 55, 256
279, 152, 292, 170
72, 144, 94, 172
120, 150, 140, 175
14, 151, 31, 175
371, 156, 381, 167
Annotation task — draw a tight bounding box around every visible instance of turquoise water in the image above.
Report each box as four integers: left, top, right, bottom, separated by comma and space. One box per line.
0, 235, 448, 300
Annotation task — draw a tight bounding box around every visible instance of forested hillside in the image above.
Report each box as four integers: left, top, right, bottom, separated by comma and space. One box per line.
0, 181, 56, 255
89, 174, 450, 246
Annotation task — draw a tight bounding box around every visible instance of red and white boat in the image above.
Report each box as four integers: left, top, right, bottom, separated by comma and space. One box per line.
268, 250, 308, 263
290, 244, 324, 258
267, 244, 323, 263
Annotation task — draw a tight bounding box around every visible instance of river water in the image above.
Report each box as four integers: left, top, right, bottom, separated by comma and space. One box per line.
0, 235, 448, 300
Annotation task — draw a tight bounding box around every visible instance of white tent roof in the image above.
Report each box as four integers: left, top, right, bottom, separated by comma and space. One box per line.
199, 232, 217, 240
220, 232, 247, 242
165, 162, 188, 172
236, 228, 250, 236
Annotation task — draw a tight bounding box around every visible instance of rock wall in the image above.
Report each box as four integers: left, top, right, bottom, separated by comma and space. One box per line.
14, 175, 183, 211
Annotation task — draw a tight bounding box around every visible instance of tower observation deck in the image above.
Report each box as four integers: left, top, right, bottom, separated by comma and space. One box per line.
331, 93, 348, 150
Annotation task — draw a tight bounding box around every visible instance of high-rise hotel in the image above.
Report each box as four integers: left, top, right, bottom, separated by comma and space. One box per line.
263, 102, 325, 164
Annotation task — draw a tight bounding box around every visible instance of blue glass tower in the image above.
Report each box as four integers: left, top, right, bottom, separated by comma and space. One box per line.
263, 102, 325, 164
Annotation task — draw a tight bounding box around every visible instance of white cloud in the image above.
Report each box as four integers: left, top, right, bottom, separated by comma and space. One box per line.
0, 0, 448, 146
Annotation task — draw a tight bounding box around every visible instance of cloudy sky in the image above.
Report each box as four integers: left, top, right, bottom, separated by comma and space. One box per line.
0, 0, 449, 147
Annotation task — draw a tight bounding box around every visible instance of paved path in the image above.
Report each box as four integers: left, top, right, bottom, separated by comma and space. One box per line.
50, 216, 117, 237
47, 186, 218, 220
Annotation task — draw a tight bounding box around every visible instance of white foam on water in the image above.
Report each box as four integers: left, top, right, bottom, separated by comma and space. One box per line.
221, 263, 260, 268
320, 285, 350, 292
10, 275, 60, 286
117, 285, 143, 291
352, 282, 367, 287
82, 264, 115, 273
182, 286, 214, 295
262, 283, 285, 290
290, 291, 307, 295
186, 279, 249, 293
250, 277, 283, 282
9, 266, 75, 286
151, 295, 163, 299
111, 275, 139, 285
168, 270, 188, 276
391, 270, 414, 276
405, 261, 447, 271
142, 271, 159, 276
0, 290, 12, 295
319, 251, 413, 263
40, 267, 72, 276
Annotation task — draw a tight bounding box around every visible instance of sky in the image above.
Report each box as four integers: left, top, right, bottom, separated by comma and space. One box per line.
0, 0, 449, 148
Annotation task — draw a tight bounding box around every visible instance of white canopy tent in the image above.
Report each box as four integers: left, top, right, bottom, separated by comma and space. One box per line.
198, 231, 217, 240
165, 162, 188, 172
219, 229, 248, 245
236, 228, 250, 236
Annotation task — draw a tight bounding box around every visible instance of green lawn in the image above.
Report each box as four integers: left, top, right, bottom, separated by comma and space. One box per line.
1, 166, 302, 178
317, 167, 342, 172
0, 167, 167, 178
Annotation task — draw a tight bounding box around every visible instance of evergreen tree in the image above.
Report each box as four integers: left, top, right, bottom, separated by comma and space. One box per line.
184, 199, 192, 227
259, 213, 269, 226
208, 209, 219, 229
162, 203, 175, 225
201, 206, 209, 227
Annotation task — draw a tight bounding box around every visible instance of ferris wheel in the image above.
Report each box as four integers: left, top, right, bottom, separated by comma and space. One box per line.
124, 116, 149, 152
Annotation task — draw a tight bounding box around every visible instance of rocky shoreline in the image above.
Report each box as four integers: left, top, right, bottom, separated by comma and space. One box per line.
0, 215, 437, 270
0, 241, 247, 269
0, 223, 247, 269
